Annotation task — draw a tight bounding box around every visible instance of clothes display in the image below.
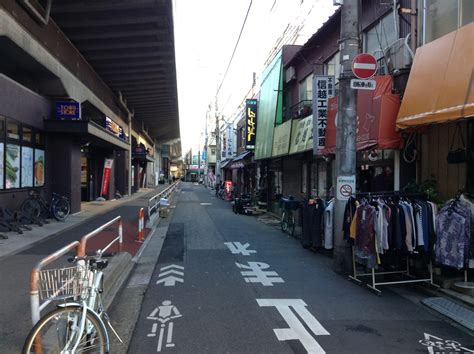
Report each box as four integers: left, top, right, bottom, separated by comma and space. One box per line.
301, 198, 325, 249
344, 193, 436, 269
323, 199, 334, 250
435, 195, 473, 270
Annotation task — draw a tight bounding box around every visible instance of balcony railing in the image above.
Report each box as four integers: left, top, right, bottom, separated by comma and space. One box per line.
284, 99, 313, 121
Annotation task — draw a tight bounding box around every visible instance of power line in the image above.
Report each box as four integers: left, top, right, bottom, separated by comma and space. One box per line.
215, 0, 253, 98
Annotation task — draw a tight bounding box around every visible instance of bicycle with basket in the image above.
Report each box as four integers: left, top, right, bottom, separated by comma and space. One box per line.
23, 250, 122, 353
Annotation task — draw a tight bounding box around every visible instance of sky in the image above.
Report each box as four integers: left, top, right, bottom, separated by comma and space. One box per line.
173, 0, 337, 154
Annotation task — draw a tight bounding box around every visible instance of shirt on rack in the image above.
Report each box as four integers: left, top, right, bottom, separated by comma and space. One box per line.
354, 203, 378, 269
324, 199, 334, 250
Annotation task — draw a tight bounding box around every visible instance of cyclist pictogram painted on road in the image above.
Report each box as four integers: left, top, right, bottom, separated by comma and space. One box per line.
236, 262, 284, 286
257, 299, 330, 353
147, 300, 182, 352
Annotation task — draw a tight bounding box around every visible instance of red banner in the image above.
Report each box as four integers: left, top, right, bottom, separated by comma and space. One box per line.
101, 159, 114, 197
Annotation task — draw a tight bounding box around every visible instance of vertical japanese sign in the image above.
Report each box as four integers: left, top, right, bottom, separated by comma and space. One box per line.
245, 99, 258, 150
312, 76, 335, 154
100, 159, 114, 197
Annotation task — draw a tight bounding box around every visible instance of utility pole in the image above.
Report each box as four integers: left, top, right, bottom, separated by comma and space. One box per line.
333, 0, 360, 274
215, 97, 221, 185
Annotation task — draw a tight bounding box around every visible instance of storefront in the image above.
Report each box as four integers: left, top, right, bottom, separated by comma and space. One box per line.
396, 23, 473, 200
322, 76, 403, 194
229, 151, 255, 196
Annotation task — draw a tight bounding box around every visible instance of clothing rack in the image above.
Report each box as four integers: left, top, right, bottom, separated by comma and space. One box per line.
347, 190, 438, 295
349, 247, 439, 296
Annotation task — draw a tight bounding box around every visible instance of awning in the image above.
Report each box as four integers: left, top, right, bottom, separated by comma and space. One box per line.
322, 76, 403, 155
229, 151, 254, 169
220, 159, 233, 169
44, 119, 130, 150
396, 23, 474, 129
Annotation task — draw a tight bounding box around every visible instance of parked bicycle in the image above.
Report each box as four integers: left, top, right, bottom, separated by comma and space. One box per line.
21, 190, 71, 221
23, 252, 122, 353
279, 196, 301, 237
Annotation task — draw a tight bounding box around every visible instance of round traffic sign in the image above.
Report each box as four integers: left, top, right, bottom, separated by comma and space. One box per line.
339, 184, 353, 198
352, 53, 377, 79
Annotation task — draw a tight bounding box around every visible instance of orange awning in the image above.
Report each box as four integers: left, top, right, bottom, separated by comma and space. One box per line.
322, 76, 403, 155
396, 22, 474, 129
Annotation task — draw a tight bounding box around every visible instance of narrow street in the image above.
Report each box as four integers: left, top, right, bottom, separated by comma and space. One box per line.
124, 183, 474, 353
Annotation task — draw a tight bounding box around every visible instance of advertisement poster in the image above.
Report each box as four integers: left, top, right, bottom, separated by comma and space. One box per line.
34, 149, 45, 187
6, 144, 20, 189
100, 159, 114, 197
21, 146, 34, 187
245, 99, 258, 149
0, 143, 3, 189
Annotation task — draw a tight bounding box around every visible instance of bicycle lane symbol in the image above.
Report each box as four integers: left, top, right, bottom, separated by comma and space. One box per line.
147, 300, 182, 352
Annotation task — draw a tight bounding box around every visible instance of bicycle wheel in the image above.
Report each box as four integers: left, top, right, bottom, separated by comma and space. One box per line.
21, 198, 42, 218
23, 306, 108, 354
281, 211, 288, 233
52, 198, 70, 221
287, 212, 295, 237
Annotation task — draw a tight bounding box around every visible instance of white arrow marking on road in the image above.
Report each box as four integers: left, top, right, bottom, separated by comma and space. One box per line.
159, 269, 184, 277
156, 276, 184, 286
257, 299, 329, 353
160, 264, 184, 271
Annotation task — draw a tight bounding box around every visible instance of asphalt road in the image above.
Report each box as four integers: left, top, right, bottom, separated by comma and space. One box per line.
0, 189, 161, 353
128, 183, 473, 354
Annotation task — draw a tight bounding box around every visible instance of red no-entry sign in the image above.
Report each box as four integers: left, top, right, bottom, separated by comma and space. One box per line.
352, 53, 377, 79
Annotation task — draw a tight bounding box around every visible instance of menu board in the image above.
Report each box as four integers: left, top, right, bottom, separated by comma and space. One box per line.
6, 144, 20, 189
0, 143, 3, 189
34, 149, 45, 187
21, 146, 34, 187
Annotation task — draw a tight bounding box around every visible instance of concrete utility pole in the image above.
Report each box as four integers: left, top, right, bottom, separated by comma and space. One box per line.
215, 98, 221, 185
333, 0, 360, 274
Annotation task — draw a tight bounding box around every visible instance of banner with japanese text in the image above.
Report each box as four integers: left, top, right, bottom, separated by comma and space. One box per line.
245, 99, 258, 149
100, 158, 114, 197
312, 75, 335, 154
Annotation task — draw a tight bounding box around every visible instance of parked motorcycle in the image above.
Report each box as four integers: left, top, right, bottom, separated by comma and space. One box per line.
232, 194, 254, 215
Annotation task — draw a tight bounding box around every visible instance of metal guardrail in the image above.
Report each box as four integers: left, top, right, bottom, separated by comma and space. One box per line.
30, 241, 81, 325
78, 216, 123, 257
148, 181, 180, 217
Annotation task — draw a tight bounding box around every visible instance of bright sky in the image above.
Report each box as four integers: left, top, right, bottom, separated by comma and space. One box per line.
173, 0, 337, 154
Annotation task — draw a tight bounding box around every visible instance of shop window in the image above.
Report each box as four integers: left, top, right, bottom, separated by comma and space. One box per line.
1, 117, 44, 190
420, 0, 473, 45
324, 52, 340, 85
299, 75, 313, 102
7, 121, 19, 140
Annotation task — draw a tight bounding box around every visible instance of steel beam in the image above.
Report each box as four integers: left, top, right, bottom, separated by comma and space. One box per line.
55, 15, 166, 29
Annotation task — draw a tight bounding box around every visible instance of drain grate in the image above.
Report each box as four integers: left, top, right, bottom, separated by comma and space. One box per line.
421, 297, 474, 331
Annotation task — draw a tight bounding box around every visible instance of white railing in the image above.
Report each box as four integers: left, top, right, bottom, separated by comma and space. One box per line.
148, 181, 180, 217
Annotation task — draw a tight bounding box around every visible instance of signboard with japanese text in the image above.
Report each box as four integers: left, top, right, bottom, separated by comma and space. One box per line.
245, 99, 258, 150
55, 101, 81, 120
100, 159, 114, 197
336, 175, 355, 201
289, 114, 313, 154
312, 76, 335, 154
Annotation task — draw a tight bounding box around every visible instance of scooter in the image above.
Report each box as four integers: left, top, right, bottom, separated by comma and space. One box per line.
232, 194, 254, 215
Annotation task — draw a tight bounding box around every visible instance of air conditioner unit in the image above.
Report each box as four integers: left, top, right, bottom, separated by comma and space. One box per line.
384, 38, 413, 73
285, 66, 296, 83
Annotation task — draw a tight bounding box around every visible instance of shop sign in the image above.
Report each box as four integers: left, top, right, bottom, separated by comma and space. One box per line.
290, 115, 313, 154
350, 79, 376, 90
100, 159, 114, 197
336, 175, 355, 201
230, 162, 245, 169
245, 99, 258, 150
192, 155, 198, 165
312, 76, 335, 154
55, 101, 81, 120
105, 117, 122, 138
133, 145, 147, 155
272, 120, 292, 157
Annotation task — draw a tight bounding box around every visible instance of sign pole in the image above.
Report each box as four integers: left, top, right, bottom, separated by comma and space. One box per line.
333, 0, 360, 274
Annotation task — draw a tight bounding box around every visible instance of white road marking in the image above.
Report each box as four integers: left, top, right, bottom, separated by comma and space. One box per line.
200, 202, 213, 206
236, 262, 284, 286
257, 299, 329, 354
147, 300, 182, 352
156, 264, 184, 286
224, 242, 257, 256
419, 333, 474, 353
